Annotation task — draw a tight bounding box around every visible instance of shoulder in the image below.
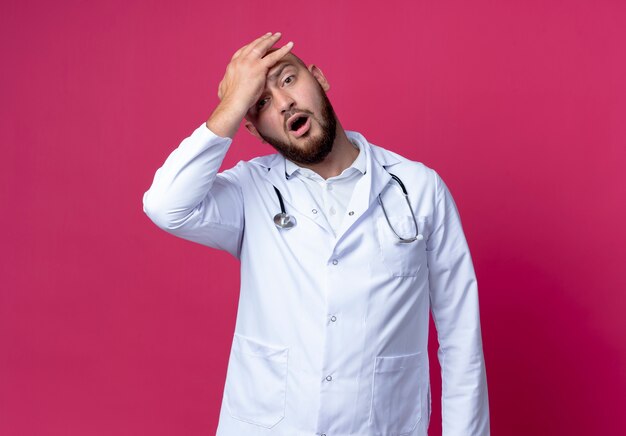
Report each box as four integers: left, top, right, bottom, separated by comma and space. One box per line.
364, 134, 439, 187
248, 152, 281, 169
221, 151, 281, 178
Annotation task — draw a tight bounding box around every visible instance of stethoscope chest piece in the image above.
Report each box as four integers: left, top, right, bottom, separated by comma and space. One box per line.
272, 185, 297, 229
274, 212, 297, 229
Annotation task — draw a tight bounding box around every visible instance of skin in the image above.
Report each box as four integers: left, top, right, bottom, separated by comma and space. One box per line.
206, 32, 359, 179
242, 48, 337, 166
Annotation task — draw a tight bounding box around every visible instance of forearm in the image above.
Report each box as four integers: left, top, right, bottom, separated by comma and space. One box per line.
142, 122, 233, 231
430, 257, 490, 436
205, 97, 248, 139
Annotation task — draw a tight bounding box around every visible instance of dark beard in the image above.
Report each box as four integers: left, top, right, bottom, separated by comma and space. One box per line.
258, 86, 337, 165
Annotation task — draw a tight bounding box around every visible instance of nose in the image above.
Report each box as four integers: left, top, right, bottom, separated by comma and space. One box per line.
274, 90, 295, 115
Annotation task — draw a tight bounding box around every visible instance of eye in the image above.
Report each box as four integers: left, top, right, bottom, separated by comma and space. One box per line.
257, 97, 269, 109
283, 75, 295, 85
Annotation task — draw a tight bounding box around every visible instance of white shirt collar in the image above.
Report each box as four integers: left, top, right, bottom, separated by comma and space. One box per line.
284, 137, 366, 180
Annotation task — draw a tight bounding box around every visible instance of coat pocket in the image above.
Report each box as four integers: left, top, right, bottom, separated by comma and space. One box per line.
376, 215, 428, 277
224, 333, 289, 428
369, 351, 424, 435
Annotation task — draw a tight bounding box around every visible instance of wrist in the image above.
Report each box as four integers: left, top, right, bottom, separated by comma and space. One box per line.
218, 95, 251, 119
206, 101, 248, 139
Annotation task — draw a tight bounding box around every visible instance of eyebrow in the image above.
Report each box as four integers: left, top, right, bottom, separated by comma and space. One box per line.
267, 62, 294, 82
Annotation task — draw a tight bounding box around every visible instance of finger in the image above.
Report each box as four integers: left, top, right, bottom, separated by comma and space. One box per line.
240, 32, 274, 56
231, 46, 245, 59
233, 32, 272, 59
248, 32, 283, 57
262, 41, 294, 67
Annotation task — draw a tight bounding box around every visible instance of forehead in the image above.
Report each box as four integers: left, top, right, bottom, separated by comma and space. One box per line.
268, 54, 302, 75
244, 53, 308, 120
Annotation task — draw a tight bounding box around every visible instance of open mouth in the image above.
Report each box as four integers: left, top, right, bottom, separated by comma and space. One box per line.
287, 114, 311, 138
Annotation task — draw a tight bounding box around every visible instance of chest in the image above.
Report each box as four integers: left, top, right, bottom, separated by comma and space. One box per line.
239, 174, 432, 280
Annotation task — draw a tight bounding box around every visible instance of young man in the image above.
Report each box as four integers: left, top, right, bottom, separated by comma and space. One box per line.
143, 32, 490, 436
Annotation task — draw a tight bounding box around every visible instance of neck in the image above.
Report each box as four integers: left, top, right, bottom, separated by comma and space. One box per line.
297, 121, 358, 179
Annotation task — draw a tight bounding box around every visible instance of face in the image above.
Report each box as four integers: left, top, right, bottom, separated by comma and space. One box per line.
245, 55, 337, 165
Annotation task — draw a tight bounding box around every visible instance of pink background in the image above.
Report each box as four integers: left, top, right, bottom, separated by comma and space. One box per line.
2, 0, 625, 435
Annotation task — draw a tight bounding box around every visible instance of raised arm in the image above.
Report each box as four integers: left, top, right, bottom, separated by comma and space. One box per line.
142, 32, 294, 258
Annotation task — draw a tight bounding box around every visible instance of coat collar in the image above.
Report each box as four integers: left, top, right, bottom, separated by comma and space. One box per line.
283, 135, 367, 178
250, 130, 402, 240
251, 130, 401, 184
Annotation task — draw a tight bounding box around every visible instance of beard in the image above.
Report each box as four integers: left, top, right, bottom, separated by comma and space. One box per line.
258, 85, 337, 165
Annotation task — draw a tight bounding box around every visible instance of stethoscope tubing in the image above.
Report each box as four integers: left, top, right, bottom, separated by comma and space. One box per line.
378, 174, 422, 243
272, 172, 422, 242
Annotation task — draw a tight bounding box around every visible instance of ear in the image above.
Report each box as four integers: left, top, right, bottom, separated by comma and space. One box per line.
308, 64, 330, 92
244, 121, 266, 143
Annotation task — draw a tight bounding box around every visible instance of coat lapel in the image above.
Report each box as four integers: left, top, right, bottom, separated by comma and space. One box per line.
252, 131, 403, 241
334, 132, 401, 244
259, 154, 335, 236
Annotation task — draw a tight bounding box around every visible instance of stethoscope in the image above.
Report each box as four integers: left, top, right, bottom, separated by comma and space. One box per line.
272, 172, 423, 243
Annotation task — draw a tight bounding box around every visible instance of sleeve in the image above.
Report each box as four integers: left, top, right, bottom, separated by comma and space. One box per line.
426, 170, 490, 436
142, 122, 245, 259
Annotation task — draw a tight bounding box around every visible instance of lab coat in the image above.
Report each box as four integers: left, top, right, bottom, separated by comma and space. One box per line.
142, 123, 490, 436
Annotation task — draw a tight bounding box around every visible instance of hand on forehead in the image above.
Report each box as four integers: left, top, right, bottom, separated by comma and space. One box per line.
265, 48, 306, 68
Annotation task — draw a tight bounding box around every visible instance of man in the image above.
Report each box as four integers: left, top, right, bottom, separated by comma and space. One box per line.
143, 32, 490, 436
